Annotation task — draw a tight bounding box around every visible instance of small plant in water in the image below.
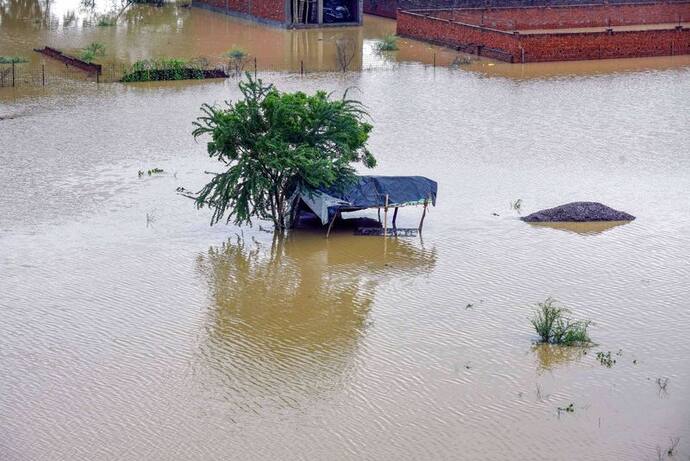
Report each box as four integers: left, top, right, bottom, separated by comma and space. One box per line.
374, 34, 399, 52
97, 15, 116, 26
511, 198, 523, 212
225, 47, 249, 77
557, 403, 575, 413
79, 42, 106, 63
596, 351, 616, 367
667, 436, 680, 456
530, 297, 592, 346
0, 55, 29, 64
449, 54, 473, 68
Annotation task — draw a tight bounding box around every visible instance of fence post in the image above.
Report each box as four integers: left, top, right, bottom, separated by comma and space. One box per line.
12, 61, 15, 87
300, 60, 304, 76
254, 57, 257, 77
42, 64, 45, 86
433, 52, 436, 68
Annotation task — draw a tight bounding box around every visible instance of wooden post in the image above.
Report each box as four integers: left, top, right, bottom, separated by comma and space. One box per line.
383, 194, 389, 237
326, 212, 337, 238
254, 57, 257, 77
42, 64, 45, 86
300, 60, 304, 75
433, 52, 436, 68
12, 61, 15, 87
392, 207, 398, 229
418, 198, 429, 232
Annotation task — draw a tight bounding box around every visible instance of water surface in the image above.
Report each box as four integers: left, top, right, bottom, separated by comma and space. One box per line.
1, 2, 690, 460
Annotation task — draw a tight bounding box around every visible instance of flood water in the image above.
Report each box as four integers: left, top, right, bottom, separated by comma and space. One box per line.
2, 1, 690, 460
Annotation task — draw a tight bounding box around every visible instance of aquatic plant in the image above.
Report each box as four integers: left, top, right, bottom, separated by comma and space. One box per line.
596, 351, 615, 367
0, 56, 29, 64
225, 47, 249, 77
79, 42, 106, 63
121, 58, 204, 82
138, 168, 164, 177
557, 403, 574, 413
511, 198, 523, 212
335, 38, 356, 72
189, 74, 375, 231
450, 55, 473, 68
97, 15, 116, 26
375, 34, 399, 52
530, 297, 592, 346
667, 437, 680, 456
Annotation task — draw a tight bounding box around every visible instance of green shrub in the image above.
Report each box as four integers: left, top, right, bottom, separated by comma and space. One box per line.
121, 58, 205, 82
375, 34, 399, 52
79, 42, 106, 63
97, 16, 116, 26
530, 297, 592, 345
0, 56, 29, 64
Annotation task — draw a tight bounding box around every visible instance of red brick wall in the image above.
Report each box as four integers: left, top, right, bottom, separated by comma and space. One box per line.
363, 0, 398, 18
521, 27, 690, 61
397, 9, 690, 62
397, 12, 521, 59
251, 0, 286, 22
194, 0, 286, 23
430, 3, 689, 30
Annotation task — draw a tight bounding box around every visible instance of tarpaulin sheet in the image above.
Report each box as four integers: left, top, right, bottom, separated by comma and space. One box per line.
299, 175, 437, 225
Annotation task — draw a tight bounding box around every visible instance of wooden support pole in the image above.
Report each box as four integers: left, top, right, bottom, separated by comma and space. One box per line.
12, 62, 15, 87
325, 211, 337, 238
383, 194, 389, 238
392, 207, 399, 229
418, 198, 429, 232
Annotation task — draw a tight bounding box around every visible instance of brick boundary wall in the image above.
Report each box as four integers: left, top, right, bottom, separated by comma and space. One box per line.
364, 0, 398, 18
428, 2, 689, 29
397, 2, 690, 62
192, 0, 287, 25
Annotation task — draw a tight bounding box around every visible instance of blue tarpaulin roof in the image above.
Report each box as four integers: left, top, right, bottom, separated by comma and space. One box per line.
298, 175, 438, 225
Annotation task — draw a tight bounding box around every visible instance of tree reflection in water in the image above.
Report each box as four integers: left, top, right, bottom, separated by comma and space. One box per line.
532, 343, 587, 374
193, 233, 436, 413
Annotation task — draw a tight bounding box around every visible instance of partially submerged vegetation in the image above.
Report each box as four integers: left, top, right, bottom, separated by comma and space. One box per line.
225, 47, 249, 77
188, 74, 375, 231
122, 58, 206, 82
0, 56, 29, 64
97, 15, 116, 26
375, 34, 399, 52
79, 42, 106, 63
530, 297, 592, 346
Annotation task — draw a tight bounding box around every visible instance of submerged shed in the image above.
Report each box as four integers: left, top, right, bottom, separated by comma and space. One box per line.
296, 175, 438, 236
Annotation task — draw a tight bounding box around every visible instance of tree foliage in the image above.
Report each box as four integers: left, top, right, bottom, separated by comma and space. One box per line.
191, 74, 376, 231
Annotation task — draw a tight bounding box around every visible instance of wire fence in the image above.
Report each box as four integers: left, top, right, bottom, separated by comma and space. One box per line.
0, 55, 413, 89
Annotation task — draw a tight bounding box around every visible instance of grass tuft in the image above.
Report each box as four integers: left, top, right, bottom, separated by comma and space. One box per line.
374, 34, 399, 52
0, 56, 29, 64
530, 297, 592, 346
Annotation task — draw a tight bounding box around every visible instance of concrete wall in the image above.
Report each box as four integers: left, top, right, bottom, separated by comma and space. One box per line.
397, 3, 690, 62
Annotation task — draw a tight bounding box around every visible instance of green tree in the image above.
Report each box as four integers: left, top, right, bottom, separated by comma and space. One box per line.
191, 75, 376, 232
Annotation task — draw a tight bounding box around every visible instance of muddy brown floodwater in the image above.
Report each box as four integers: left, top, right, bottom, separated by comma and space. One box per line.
1, 0, 690, 460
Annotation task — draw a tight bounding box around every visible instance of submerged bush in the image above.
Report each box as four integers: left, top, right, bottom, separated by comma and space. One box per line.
375, 34, 399, 52
97, 16, 116, 26
225, 47, 249, 77
79, 42, 106, 63
121, 58, 204, 82
0, 56, 29, 64
530, 297, 592, 345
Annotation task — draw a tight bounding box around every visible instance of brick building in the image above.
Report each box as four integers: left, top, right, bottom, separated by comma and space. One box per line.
193, 0, 363, 27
